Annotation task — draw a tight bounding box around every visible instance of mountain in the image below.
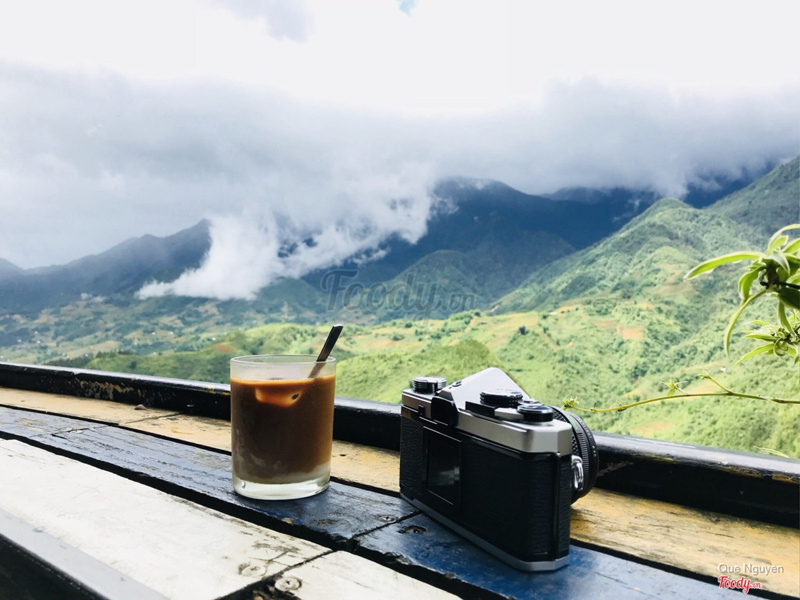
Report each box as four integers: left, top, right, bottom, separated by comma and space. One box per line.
3, 159, 796, 456
0, 220, 211, 314
497, 157, 800, 315
0, 177, 656, 320
0, 162, 782, 324
543, 163, 776, 209
706, 156, 800, 235
302, 177, 668, 319
0, 259, 23, 281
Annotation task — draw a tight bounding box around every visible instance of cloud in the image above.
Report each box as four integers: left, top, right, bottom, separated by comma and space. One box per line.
1, 59, 798, 287
137, 169, 436, 300
207, 0, 315, 42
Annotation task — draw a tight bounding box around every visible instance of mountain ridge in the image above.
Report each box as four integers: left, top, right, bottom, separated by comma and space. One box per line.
0, 161, 793, 325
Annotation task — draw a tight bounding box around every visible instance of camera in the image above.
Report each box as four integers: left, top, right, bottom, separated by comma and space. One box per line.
399, 368, 598, 571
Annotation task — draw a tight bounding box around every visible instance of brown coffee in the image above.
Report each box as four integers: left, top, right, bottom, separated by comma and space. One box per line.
230, 375, 335, 485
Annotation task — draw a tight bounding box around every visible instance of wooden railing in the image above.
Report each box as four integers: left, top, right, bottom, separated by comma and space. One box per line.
1, 361, 798, 598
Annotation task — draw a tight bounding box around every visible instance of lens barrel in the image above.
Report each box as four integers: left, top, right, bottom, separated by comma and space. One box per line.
550, 407, 599, 501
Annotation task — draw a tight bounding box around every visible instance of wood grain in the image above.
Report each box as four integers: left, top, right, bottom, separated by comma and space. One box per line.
0, 439, 329, 600
0, 386, 178, 423
266, 551, 459, 599
571, 490, 799, 597
2, 389, 798, 597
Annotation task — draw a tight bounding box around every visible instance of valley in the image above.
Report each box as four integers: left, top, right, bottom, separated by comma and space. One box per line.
1, 159, 798, 456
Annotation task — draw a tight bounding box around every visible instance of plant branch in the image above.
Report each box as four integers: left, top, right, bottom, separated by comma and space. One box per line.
565, 386, 800, 413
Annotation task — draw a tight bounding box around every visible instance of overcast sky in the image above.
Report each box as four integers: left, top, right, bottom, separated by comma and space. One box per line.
1, 0, 798, 298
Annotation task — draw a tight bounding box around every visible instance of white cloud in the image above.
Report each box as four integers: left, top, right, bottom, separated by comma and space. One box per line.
0, 0, 798, 291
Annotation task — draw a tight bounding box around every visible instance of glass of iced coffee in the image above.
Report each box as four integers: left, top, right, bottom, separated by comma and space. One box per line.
230, 355, 336, 500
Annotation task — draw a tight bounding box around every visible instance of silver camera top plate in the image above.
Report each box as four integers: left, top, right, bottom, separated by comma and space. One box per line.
402, 368, 572, 455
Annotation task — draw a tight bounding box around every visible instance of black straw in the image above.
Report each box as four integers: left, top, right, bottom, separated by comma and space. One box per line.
309, 324, 343, 378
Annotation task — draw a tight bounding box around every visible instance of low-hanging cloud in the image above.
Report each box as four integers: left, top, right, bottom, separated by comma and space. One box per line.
1, 63, 798, 299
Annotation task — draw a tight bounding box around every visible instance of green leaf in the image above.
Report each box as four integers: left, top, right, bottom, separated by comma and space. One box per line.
769, 224, 800, 250
685, 252, 762, 279
772, 223, 800, 238
784, 238, 800, 255
767, 235, 789, 254
777, 301, 792, 331
738, 269, 760, 300
724, 288, 768, 356
777, 287, 800, 311
772, 252, 791, 276
735, 343, 774, 366
744, 332, 778, 341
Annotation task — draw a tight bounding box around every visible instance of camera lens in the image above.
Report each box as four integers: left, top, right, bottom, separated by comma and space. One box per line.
550, 406, 599, 502
479, 388, 524, 408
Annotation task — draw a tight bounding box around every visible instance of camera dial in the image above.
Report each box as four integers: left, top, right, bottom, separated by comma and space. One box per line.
480, 388, 524, 408
516, 404, 554, 423
412, 376, 447, 394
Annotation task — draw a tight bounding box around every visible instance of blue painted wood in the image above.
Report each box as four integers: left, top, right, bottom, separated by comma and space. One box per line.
0, 407, 412, 547
0, 406, 760, 599
354, 513, 732, 599
0, 404, 104, 437
3, 362, 798, 526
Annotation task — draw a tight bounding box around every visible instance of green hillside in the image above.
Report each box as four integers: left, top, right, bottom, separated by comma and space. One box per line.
79, 302, 798, 455
2, 158, 798, 456
708, 156, 800, 235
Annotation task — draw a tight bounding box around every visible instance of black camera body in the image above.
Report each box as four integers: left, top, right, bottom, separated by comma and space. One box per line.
399, 368, 597, 571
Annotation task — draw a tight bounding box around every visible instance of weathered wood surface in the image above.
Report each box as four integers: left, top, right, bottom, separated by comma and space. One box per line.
2, 392, 798, 597
355, 513, 732, 599
0, 417, 415, 548
0, 405, 777, 599
1, 507, 168, 600
597, 432, 800, 526
0, 386, 180, 424
126, 412, 402, 494
571, 489, 800, 597
0, 440, 457, 600
262, 551, 459, 599
3, 364, 798, 524
0, 388, 400, 493
0, 439, 328, 599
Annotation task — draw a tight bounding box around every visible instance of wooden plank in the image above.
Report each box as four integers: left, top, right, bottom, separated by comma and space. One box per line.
0, 439, 330, 600
0, 362, 231, 419
2, 406, 790, 599
571, 489, 800, 598
125, 413, 403, 493
21, 402, 794, 595
261, 551, 459, 599
0, 387, 403, 493
2, 402, 797, 597
597, 432, 800, 526
1, 507, 168, 600
354, 513, 734, 600
125, 411, 799, 595
0, 402, 104, 437
0, 407, 416, 547
3, 379, 798, 526
0, 387, 178, 424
